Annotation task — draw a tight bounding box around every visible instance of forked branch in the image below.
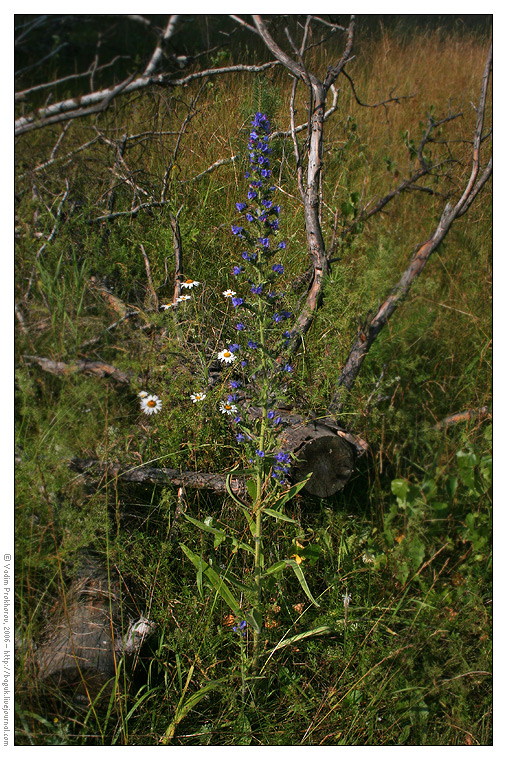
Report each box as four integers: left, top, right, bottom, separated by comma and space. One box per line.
328, 44, 492, 414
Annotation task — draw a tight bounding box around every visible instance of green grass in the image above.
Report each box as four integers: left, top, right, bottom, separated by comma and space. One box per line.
14, 21, 491, 745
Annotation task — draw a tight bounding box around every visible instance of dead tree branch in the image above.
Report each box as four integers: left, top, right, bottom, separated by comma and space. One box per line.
433, 407, 491, 430
70, 459, 247, 496
328, 45, 492, 414
22, 355, 137, 385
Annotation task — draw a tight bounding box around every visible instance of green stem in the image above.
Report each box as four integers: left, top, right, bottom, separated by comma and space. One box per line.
251, 263, 269, 683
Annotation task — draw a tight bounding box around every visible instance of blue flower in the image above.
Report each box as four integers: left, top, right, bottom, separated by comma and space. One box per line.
251, 284, 263, 295
272, 263, 284, 274
229, 342, 241, 353
246, 213, 254, 222
236, 433, 245, 442
236, 202, 247, 212
236, 322, 245, 331
233, 265, 243, 275
278, 241, 286, 249
284, 364, 293, 373
259, 237, 270, 248
233, 620, 247, 637
247, 189, 258, 200
267, 410, 275, 419
247, 339, 258, 349
256, 449, 265, 458
231, 297, 244, 308
231, 225, 244, 237
230, 380, 241, 389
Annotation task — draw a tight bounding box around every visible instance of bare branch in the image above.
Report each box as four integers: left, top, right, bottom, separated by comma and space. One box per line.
140, 245, 158, 311
15, 56, 126, 102
328, 44, 492, 411
71, 458, 247, 496
20, 180, 70, 303
15, 61, 280, 137
22, 355, 137, 385
433, 407, 491, 430
143, 15, 179, 77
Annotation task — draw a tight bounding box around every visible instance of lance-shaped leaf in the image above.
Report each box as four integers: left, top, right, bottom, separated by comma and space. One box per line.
182, 514, 255, 555
180, 544, 241, 616
262, 558, 320, 607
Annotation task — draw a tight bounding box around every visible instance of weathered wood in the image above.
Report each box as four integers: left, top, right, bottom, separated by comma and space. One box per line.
22, 355, 136, 385
35, 558, 121, 702
279, 417, 358, 498
71, 458, 247, 496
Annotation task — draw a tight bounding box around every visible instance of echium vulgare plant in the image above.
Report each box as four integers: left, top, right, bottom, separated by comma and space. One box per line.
181, 113, 319, 686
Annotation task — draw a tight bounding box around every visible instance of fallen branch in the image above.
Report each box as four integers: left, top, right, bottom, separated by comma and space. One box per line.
22, 355, 136, 385
328, 44, 492, 413
433, 407, 491, 430
70, 458, 247, 496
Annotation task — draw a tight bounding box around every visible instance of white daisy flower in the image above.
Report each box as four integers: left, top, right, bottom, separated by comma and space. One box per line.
138, 390, 149, 398
222, 289, 236, 298
181, 278, 200, 289
220, 400, 238, 415
177, 294, 191, 303
217, 349, 236, 364
140, 394, 162, 415
160, 303, 174, 310
191, 392, 207, 403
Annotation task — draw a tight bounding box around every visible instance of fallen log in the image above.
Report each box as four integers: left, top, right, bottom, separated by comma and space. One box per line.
71, 411, 367, 498
71, 458, 248, 496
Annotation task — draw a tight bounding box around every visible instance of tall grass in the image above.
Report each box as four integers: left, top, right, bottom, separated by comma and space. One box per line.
14, 26, 491, 745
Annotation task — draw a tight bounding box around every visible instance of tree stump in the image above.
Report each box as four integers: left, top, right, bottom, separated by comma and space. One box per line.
35, 557, 122, 703
279, 415, 359, 498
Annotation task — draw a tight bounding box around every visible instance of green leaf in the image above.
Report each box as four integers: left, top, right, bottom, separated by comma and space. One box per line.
182, 514, 254, 555
263, 507, 299, 524
391, 478, 409, 501
262, 560, 287, 578
226, 472, 250, 508
243, 608, 262, 634
161, 677, 227, 744
445, 475, 458, 500
183, 513, 226, 538
286, 560, 320, 607
269, 474, 312, 513
233, 713, 252, 746
180, 544, 240, 616
270, 626, 331, 651
263, 559, 319, 607
246, 479, 257, 502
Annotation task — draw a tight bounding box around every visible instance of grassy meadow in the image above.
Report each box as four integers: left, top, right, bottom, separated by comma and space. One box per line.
14, 18, 492, 745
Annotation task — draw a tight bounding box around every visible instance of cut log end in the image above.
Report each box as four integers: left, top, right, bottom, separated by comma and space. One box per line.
281, 424, 356, 498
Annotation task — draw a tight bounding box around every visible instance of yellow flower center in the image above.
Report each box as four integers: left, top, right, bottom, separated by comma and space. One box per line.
223, 351, 231, 358
147, 400, 156, 408
225, 404, 232, 410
